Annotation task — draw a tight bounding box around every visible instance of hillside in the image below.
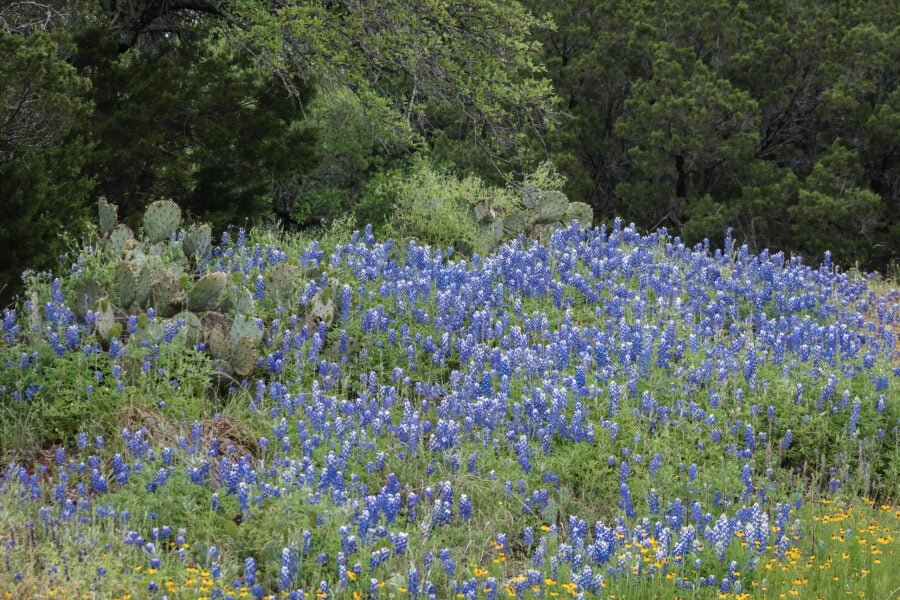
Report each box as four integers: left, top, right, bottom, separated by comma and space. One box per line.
0, 203, 897, 599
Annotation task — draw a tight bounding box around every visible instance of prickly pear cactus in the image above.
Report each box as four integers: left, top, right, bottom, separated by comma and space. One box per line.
98, 198, 118, 236
229, 336, 257, 378
502, 211, 530, 235
130, 317, 169, 346
472, 202, 495, 224
107, 224, 135, 257
532, 222, 560, 242
521, 184, 542, 210
182, 223, 212, 262
93, 297, 116, 342
143, 199, 182, 243
135, 264, 152, 307
219, 285, 255, 315
305, 265, 324, 281
564, 201, 593, 228
116, 262, 137, 307
477, 219, 504, 251
207, 327, 230, 360
201, 311, 233, 357
147, 270, 181, 316
309, 286, 335, 327
537, 190, 569, 222
200, 310, 232, 332
173, 311, 203, 348
230, 314, 264, 346
188, 272, 227, 311
71, 279, 105, 318
266, 261, 302, 304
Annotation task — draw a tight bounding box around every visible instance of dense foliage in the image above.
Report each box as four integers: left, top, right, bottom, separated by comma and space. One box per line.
0, 208, 897, 597
526, 0, 900, 268
0, 0, 553, 300
2, 0, 899, 302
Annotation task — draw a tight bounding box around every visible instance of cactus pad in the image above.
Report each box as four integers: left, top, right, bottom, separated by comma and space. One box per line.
309, 287, 335, 327
143, 199, 182, 243
502, 211, 530, 235
533, 222, 560, 242
131, 318, 168, 346
521, 184, 542, 209
537, 190, 569, 222
135, 264, 152, 307
182, 223, 212, 261
477, 219, 504, 251
107, 224, 134, 256
93, 297, 116, 342
229, 336, 257, 377
71, 279, 105, 317
116, 262, 137, 307
200, 310, 232, 332
201, 312, 233, 359
219, 285, 255, 315
174, 311, 203, 348
266, 261, 302, 303
98, 198, 118, 236
564, 202, 593, 228
472, 202, 495, 224
207, 327, 230, 360
148, 271, 181, 316
188, 272, 227, 311
230, 314, 264, 346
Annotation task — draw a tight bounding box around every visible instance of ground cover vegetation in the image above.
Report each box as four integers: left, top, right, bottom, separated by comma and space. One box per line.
1, 0, 899, 598
0, 199, 897, 598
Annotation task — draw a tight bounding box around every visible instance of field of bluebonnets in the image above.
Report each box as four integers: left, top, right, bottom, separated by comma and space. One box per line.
0, 202, 898, 599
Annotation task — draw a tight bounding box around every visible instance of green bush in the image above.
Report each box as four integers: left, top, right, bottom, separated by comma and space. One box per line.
359, 159, 570, 253
364, 160, 503, 251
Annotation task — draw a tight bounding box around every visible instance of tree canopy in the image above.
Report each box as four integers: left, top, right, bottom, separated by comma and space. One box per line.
0, 0, 556, 299
529, 0, 899, 267
1, 0, 898, 301
100, 0, 556, 149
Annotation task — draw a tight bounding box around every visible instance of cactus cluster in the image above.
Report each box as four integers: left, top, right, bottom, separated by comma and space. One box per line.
90, 189, 588, 379
474, 185, 594, 249
83, 198, 335, 380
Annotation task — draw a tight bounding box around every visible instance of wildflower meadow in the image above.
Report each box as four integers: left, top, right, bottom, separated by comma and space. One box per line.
0, 211, 897, 599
